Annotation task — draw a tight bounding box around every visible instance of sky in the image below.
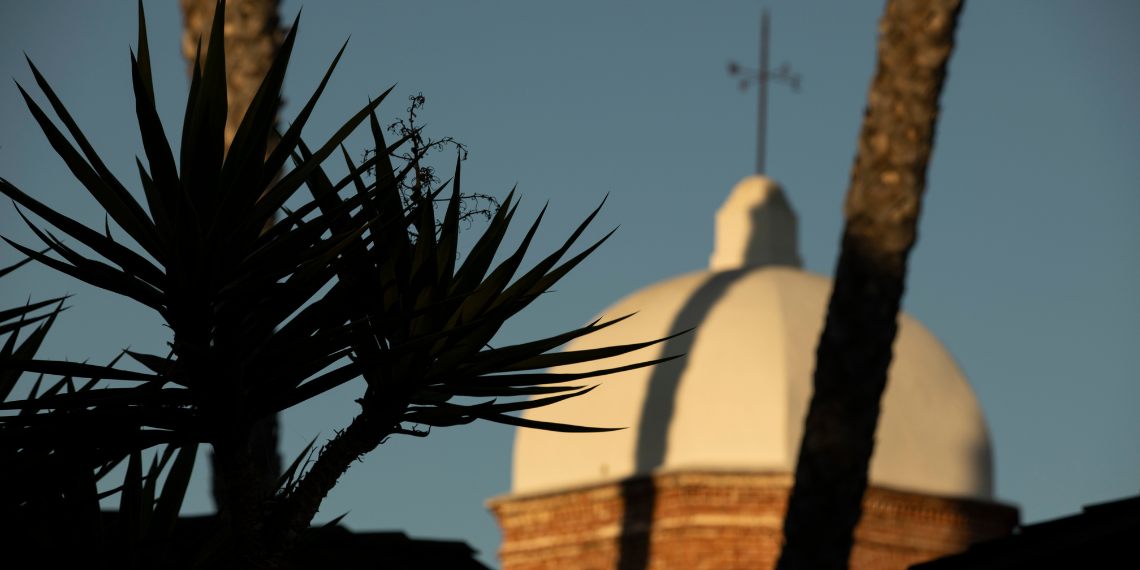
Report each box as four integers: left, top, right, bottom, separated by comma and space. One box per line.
1, 1, 1138, 567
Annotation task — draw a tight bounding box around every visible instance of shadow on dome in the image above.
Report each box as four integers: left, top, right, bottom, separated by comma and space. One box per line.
618, 268, 750, 570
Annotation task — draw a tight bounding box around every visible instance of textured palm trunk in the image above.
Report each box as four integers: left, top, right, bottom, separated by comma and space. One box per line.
775, 1, 964, 569
180, 0, 284, 158
178, 0, 284, 529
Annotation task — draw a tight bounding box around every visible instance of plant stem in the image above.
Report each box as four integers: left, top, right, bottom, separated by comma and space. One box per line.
261, 399, 405, 563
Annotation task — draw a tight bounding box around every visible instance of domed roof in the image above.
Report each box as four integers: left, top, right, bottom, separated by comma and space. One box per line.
512, 176, 994, 501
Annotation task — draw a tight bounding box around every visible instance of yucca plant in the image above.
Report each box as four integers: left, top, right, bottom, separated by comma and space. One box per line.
1, 302, 327, 570
0, 255, 188, 568
0, 253, 73, 520
0, 1, 678, 567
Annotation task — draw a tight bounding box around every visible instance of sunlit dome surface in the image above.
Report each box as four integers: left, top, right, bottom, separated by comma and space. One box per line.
513, 176, 994, 501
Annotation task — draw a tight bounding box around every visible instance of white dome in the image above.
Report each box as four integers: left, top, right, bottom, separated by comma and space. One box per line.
512, 176, 994, 501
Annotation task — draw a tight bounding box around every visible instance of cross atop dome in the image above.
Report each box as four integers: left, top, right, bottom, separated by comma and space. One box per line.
728, 8, 802, 175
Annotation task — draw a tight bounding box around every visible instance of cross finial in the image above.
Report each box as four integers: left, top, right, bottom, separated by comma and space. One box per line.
728, 9, 802, 175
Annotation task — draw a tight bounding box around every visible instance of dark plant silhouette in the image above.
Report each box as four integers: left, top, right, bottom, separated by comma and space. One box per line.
0, 2, 676, 567
378, 92, 500, 230
178, 0, 291, 513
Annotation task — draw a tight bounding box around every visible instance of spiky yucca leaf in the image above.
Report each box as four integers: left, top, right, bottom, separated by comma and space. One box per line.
1, 1, 681, 565
285, 143, 686, 433
0, 0, 397, 463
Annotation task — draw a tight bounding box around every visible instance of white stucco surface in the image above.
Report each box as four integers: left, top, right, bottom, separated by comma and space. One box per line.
511, 176, 994, 501
710, 176, 802, 270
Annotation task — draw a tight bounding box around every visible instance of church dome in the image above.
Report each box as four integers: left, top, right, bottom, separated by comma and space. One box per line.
512, 176, 994, 501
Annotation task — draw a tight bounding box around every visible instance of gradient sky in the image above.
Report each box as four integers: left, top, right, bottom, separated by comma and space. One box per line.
1, 1, 1137, 567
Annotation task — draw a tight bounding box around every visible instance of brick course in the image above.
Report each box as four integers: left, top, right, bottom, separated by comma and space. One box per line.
489, 471, 1017, 570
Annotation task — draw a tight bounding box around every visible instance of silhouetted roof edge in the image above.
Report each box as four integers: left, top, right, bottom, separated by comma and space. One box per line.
910, 494, 1140, 569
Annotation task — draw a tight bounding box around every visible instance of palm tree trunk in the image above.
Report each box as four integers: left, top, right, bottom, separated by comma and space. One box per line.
775, 1, 964, 569
179, 0, 284, 158
178, 0, 285, 511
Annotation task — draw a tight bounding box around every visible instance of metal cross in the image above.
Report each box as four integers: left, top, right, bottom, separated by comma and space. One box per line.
728, 8, 802, 175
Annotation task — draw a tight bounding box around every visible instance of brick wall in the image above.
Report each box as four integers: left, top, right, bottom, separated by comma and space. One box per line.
489, 471, 1017, 570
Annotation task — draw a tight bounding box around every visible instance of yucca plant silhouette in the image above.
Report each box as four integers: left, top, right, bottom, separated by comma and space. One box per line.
0, 1, 679, 567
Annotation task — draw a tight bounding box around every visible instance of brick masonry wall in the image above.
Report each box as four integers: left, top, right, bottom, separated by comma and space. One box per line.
488, 471, 1018, 570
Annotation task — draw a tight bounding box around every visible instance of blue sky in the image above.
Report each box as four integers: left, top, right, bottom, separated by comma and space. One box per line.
1, 1, 1137, 567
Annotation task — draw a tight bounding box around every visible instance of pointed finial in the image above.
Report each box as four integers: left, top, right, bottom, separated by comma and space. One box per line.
710, 175, 802, 271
